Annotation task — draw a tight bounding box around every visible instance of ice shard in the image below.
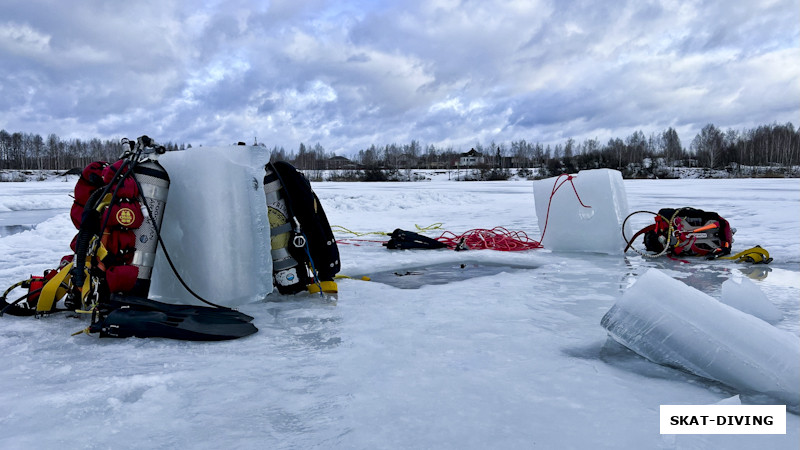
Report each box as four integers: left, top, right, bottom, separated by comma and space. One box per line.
721, 277, 783, 324
601, 269, 799, 406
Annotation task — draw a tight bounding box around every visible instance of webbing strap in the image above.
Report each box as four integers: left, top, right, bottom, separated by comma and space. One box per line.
717, 246, 771, 264
97, 244, 109, 261
36, 261, 94, 312
271, 247, 291, 261
308, 280, 337, 294
271, 222, 292, 236
36, 262, 74, 312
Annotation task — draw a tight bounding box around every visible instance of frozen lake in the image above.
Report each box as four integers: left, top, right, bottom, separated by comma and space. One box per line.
0, 176, 798, 449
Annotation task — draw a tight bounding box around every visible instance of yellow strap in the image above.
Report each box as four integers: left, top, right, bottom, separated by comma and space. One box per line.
717, 246, 771, 264
71, 326, 92, 336
335, 274, 371, 281
37, 262, 74, 312
97, 243, 108, 261
80, 270, 92, 305
307, 280, 338, 294
96, 193, 113, 212
36, 260, 93, 312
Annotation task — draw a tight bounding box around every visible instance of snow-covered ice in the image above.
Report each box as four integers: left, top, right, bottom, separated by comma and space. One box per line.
533, 169, 631, 254
1, 173, 798, 449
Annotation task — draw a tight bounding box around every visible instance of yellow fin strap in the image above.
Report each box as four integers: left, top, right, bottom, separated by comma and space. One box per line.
308, 280, 338, 294
37, 262, 74, 312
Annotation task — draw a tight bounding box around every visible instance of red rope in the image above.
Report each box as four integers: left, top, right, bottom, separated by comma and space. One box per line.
538, 174, 592, 243
336, 173, 592, 252
435, 227, 543, 251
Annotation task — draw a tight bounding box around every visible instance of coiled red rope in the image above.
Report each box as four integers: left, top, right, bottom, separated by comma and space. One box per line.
334, 173, 590, 251
435, 227, 542, 251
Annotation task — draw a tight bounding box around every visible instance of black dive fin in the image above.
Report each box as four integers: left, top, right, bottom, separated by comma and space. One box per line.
384, 229, 448, 250
89, 295, 258, 341
1, 297, 37, 316
104, 294, 255, 323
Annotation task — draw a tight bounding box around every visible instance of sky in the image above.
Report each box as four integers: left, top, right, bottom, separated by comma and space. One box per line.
1, 0, 798, 155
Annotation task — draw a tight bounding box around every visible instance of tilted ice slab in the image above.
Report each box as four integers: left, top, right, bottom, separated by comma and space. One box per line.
148, 146, 273, 306
533, 169, 630, 254
721, 277, 783, 324
601, 268, 800, 406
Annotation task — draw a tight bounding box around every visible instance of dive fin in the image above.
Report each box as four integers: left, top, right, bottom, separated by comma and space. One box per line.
103, 294, 255, 322
384, 229, 448, 250
89, 294, 257, 341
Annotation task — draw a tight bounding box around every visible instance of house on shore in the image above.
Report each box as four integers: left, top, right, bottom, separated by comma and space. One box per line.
459, 148, 484, 167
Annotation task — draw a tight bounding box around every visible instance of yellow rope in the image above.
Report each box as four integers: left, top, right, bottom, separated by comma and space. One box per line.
331, 223, 444, 237
414, 223, 444, 232
330, 225, 389, 237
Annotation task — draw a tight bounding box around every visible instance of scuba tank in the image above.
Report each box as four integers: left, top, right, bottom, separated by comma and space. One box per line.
264, 163, 308, 294
130, 159, 170, 298
263, 161, 340, 296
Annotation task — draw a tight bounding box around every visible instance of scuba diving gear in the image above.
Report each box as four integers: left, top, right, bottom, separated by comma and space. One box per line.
86, 294, 256, 341
623, 207, 771, 263
1, 136, 259, 340
384, 229, 448, 250
264, 161, 340, 295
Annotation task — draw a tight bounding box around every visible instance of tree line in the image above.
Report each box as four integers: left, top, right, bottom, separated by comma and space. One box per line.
0, 131, 186, 171
1, 122, 797, 177
271, 122, 799, 178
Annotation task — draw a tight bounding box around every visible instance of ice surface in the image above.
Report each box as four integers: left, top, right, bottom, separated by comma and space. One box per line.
533, 169, 631, 254
149, 146, 273, 305
602, 268, 800, 406
721, 277, 783, 324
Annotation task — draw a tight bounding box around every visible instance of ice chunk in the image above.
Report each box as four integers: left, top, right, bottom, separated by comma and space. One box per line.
533, 169, 630, 254
148, 146, 273, 306
721, 277, 783, 324
601, 269, 800, 406
714, 395, 742, 405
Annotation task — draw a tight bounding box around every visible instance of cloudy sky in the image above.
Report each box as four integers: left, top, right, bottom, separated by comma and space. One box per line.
1, 0, 798, 154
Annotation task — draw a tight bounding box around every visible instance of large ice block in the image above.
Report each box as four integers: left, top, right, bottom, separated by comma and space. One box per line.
148, 146, 273, 306
533, 169, 630, 254
601, 269, 800, 406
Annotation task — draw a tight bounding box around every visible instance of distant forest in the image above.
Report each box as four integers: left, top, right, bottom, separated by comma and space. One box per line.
1, 122, 798, 179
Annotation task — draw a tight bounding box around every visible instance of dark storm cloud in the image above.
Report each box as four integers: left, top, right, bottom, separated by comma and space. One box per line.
0, 0, 797, 152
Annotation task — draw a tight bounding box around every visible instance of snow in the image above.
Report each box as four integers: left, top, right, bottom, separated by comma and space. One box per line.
533, 169, 631, 254
602, 268, 799, 406
1, 174, 799, 449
